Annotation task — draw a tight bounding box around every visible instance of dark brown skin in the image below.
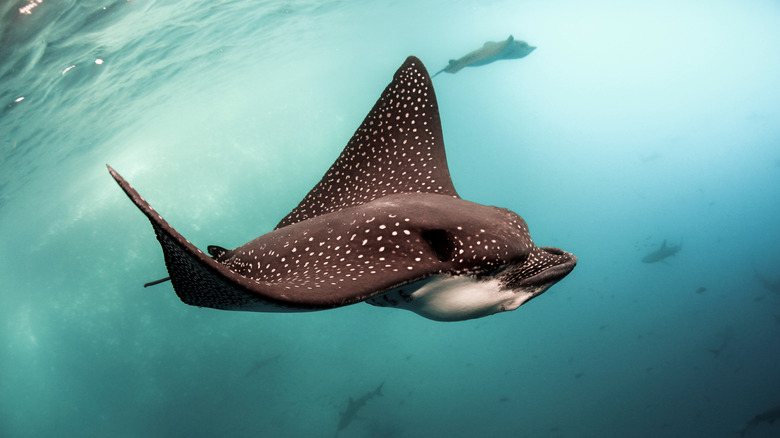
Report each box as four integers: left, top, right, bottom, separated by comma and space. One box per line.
107, 56, 575, 320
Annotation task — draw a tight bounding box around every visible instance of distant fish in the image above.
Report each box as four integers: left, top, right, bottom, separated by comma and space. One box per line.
641, 240, 681, 263
433, 35, 536, 77
336, 382, 384, 434
736, 405, 780, 437
695, 287, 707, 294
707, 327, 732, 358
244, 355, 280, 377
640, 153, 662, 163
754, 267, 780, 295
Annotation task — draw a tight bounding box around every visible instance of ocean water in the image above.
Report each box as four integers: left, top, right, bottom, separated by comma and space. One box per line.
2, 0, 780, 437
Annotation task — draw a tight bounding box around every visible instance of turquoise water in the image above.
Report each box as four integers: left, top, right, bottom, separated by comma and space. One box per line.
2, 0, 780, 437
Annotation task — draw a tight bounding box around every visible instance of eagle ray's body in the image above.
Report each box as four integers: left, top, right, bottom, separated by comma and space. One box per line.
433, 35, 536, 77
108, 56, 576, 321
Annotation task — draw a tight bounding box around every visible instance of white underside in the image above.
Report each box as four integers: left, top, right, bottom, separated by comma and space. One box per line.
367, 276, 535, 322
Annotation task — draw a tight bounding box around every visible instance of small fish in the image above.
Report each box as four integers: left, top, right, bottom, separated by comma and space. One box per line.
641, 240, 681, 263
707, 328, 732, 358
754, 267, 780, 295
336, 382, 384, 433
736, 405, 780, 437
244, 355, 281, 377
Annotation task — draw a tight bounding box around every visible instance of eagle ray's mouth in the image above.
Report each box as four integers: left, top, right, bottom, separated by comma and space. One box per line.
499, 246, 577, 295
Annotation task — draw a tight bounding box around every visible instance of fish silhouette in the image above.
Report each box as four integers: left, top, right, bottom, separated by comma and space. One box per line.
433, 35, 536, 77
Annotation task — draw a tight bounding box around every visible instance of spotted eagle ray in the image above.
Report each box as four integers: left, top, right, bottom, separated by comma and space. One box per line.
107, 56, 576, 322
432, 35, 536, 77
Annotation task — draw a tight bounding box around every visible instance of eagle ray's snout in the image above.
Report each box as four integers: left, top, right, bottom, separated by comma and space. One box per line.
535, 246, 577, 282
502, 246, 577, 294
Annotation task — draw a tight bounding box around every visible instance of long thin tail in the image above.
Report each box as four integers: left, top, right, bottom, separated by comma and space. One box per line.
144, 277, 170, 287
